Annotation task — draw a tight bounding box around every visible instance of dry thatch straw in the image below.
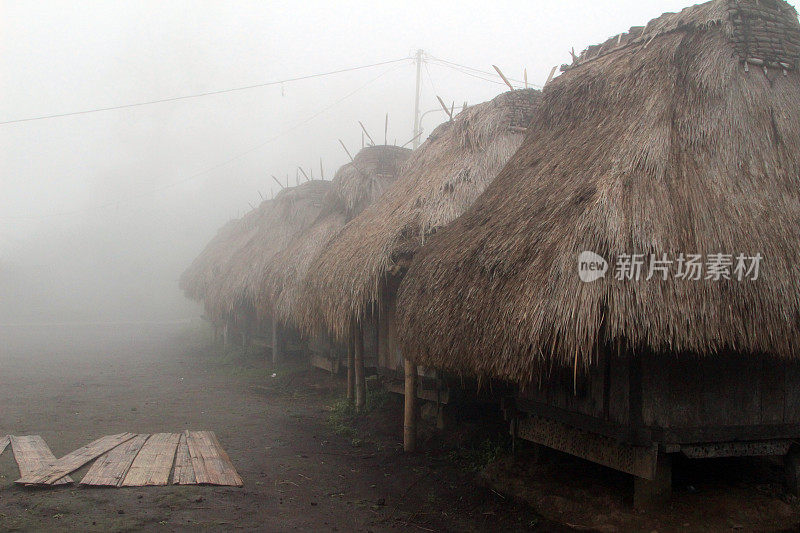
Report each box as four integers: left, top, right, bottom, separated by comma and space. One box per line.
182, 180, 330, 322
299, 89, 541, 338
396, 0, 800, 385
180, 208, 264, 311
259, 145, 411, 324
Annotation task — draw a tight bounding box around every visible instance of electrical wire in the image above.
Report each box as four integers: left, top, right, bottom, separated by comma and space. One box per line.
426, 55, 542, 89
1, 63, 406, 220
0, 57, 411, 126
423, 61, 440, 96
429, 61, 516, 88
2, 54, 538, 220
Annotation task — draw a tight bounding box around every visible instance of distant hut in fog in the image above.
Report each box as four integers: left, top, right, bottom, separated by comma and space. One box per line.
299, 89, 540, 421
396, 0, 800, 506
181, 180, 330, 348
260, 145, 411, 371
180, 208, 265, 337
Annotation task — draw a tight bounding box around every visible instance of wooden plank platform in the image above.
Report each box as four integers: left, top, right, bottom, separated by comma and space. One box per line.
10, 436, 72, 485
81, 434, 149, 487
0, 435, 9, 457
172, 432, 197, 485
17, 433, 136, 485
186, 431, 243, 486
121, 433, 180, 486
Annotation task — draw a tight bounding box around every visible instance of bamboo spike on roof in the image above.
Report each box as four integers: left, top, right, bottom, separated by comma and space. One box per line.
260, 145, 411, 324
298, 89, 541, 338
181, 180, 330, 322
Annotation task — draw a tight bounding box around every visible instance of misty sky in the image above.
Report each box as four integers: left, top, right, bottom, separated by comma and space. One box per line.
2, 0, 798, 323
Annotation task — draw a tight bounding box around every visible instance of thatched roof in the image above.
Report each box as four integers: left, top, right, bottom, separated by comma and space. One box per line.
259, 145, 411, 324
299, 89, 541, 338
180, 208, 265, 305
396, 0, 800, 384
182, 180, 330, 321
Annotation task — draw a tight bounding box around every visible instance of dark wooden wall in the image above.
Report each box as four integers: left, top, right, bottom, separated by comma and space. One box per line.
518, 349, 800, 445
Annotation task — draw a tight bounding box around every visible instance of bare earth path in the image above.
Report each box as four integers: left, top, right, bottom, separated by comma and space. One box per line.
0, 323, 556, 532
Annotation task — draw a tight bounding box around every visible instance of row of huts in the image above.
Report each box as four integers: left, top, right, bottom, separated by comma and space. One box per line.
182, 0, 800, 507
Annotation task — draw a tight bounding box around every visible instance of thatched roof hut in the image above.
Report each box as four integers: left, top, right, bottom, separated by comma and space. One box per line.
396, 0, 800, 384
300, 89, 540, 338
260, 145, 411, 324
181, 180, 330, 323
180, 207, 266, 315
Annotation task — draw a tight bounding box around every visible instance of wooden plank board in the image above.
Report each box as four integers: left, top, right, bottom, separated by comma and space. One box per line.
121, 433, 180, 486
10, 435, 72, 485
81, 434, 149, 487
17, 433, 136, 485
0, 435, 9, 456
172, 432, 196, 485
186, 431, 243, 486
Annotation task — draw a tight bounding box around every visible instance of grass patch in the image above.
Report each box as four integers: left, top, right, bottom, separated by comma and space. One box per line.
446, 436, 511, 473
327, 385, 391, 445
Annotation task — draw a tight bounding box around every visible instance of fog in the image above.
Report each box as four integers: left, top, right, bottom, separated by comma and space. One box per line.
2, 0, 796, 324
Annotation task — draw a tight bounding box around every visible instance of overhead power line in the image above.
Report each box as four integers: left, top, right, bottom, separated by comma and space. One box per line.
1, 63, 405, 220
0, 57, 411, 126
426, 55, 542, 89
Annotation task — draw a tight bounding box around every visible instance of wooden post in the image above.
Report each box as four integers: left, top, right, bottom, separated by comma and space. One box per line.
354, 322, 366, 412
403, 357, 418, 452
633, 453, 672, 509
785, 446, 800, 496
347, 326, 355, 401
271, 317, 281, 365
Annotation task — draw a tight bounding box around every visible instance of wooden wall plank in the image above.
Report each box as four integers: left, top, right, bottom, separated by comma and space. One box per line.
121, 433, 180, 487
172, 432, 196, 485
81, 434, 149, 487
186, 431, 243, 486
785, 361, 800, 423
760, 358, 786, 425
17, 433, 136, 485
10, 435, 72, 485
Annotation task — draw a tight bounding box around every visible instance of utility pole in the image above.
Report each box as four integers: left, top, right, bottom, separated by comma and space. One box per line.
412, 49, 424, 149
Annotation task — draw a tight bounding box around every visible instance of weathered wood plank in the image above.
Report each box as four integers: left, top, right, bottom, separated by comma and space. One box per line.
172, 432, 196, 485
186, 431, 243, 486
81, 434, 149, 487
10, 435, 72, 485
121, 433, 180, 487
760, 358, 786, 425
0, 435, 9, 457
17, 433, 136, 485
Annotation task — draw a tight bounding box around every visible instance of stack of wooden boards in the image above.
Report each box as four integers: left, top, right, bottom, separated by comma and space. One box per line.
0, 431, 242, 487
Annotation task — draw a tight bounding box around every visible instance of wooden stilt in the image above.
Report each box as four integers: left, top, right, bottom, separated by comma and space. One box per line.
436, 403, 454, 430
633, 452, 672, 509
785, 446, 800, 496
403, 357, 418, 452
271, 317, 281, 365
347, 326, 355, 401
354, 322, 366, 412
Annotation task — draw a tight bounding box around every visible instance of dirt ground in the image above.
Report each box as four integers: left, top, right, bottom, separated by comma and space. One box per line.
0, 323, 559, 532
1, 323, 799, 532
